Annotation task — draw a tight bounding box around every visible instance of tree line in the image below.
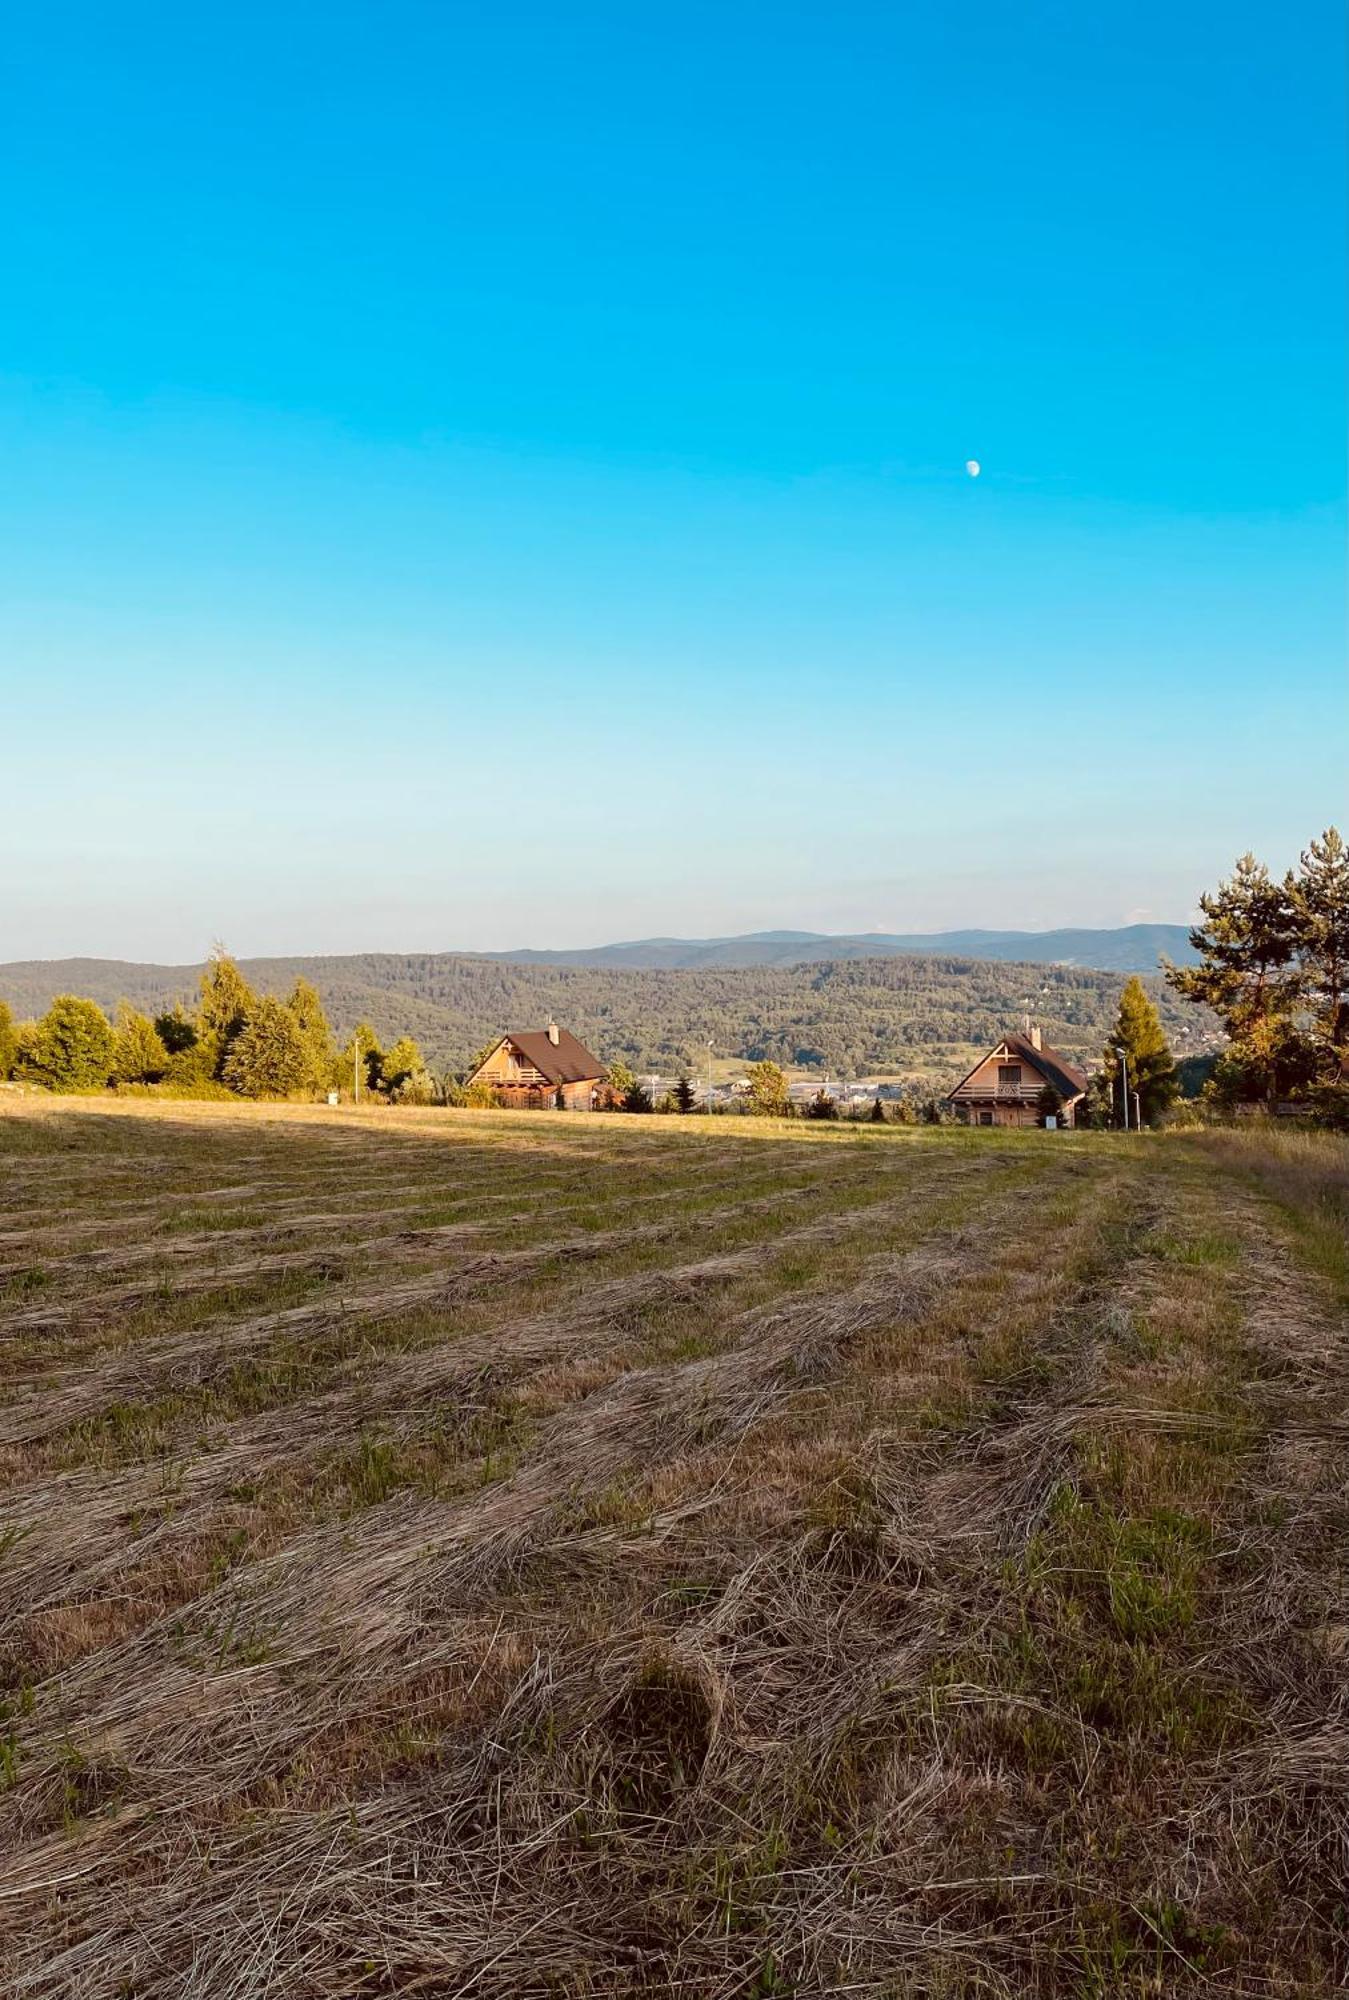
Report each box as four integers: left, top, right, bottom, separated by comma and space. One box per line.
0, 947, 1201, 1084
0, 951, 432, 1103
1, 829, 1340, 1124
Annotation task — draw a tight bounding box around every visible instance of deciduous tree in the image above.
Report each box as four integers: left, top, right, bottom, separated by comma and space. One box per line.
746, 1060, 790, 1117
0, 1001, 16, 1080
380, 1036, 424, 1093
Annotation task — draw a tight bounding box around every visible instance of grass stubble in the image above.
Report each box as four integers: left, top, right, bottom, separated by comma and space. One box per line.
0, 1096, 1345, 1997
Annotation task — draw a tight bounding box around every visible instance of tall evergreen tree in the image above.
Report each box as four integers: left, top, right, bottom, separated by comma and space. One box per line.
23, 996, 115, 1091
1166, 854, 1301, 1104
286, 978, 336, 1092
1287, 826, 1349, 1080
0, 1000, 16, 1080
674, 1075, 696, 1113
111, 1003, 170, 1084
1103, 978, 1178, 1125
221, 997, 311, 1099
197, 948, 259, 1077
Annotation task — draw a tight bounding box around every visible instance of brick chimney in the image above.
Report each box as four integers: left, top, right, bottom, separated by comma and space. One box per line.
1029, 1024, 1042, 1051
547, 1021, 560, 1046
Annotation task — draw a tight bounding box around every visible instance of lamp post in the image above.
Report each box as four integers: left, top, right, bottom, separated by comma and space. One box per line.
1115, 1045, 1129, 1132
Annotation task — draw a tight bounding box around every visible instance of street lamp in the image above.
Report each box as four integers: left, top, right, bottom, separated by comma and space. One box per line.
1115, 1045, 1129, 1132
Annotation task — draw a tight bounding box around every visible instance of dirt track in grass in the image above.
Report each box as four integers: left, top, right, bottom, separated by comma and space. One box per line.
0, 1097, 1345, 1998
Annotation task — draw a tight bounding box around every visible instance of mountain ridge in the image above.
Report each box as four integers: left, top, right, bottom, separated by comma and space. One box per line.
476, 923, 1195, 972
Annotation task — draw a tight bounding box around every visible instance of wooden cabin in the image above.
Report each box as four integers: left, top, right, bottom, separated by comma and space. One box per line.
466, 1023, 605, 1110
947, 1028, 1088, 1128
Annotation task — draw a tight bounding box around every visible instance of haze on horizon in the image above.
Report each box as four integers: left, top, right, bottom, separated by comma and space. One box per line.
2, 2, 1343, 966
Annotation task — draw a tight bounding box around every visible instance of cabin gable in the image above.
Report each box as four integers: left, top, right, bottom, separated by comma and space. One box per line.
947, 1032, 1088, 1128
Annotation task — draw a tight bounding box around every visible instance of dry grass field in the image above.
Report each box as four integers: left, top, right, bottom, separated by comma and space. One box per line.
1, 1099, 1345, 1998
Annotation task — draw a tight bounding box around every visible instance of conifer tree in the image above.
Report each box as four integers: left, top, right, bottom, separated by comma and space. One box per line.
674, 1075, 696, 1113
1103, 977, 1177, 1125
111, 1003, 170, 1085
1287, 826, 1349, 1079
221, 996, 311, 1098
1166, 854, 1301, 1104
0, 1000, 16, 1080
286, 978, 336, 1092
154, 1007, 198, 1054
197, 948, 259, 1077
23, 996, 115, 1091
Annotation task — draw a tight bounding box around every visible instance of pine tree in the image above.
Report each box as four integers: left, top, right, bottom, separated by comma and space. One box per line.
0, 1001, 16, 1080
1166, 854, 1301, 1105
1287, 827, 1349, 1080
674, 1075, 696, 1113
23, 996, 115, 1091
869, 1095, 887, 1124
805, 1088, 838, 1120
1103, 977, 1178, 1125
111, 1003, 170, 1084
221, 997, 311, 1098
286, 978, 336, 1093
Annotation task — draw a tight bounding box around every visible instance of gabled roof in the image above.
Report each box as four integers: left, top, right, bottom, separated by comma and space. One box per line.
948, 1032, 1089, 1103
475, 1027, 605, 1086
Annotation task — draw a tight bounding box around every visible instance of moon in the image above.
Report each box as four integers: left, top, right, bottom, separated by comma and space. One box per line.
965, 459, 981, 478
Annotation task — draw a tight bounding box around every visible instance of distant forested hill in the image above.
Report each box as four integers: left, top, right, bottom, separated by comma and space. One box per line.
0, 950, 1211, 1081
479, 924, 1197, 973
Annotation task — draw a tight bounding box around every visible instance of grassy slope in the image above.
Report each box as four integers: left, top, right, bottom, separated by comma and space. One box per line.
0, 1102, 1344, 1998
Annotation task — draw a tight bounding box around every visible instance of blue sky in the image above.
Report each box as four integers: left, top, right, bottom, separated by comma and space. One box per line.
2, 2, 1343, 960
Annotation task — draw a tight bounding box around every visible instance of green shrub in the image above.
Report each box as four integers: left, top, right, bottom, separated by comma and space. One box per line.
21, 996, 114, 1091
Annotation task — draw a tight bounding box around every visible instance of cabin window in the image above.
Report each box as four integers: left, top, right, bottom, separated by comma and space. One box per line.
978, 1111, 993, 1126
997, 1065, 1022, 1091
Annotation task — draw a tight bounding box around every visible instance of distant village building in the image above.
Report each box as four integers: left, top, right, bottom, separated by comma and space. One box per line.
465, 1023, 605, 1110
947, 1028, 1088, 1128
